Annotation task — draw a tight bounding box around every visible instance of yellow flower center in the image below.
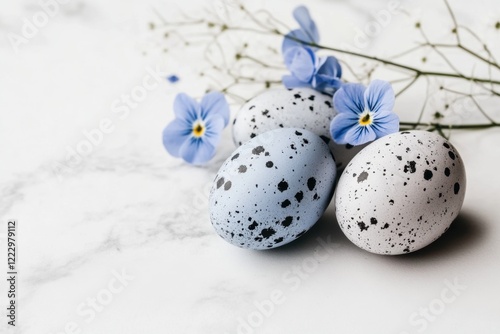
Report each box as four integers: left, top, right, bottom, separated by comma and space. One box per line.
359, 111, 373, 126
192, 120, 206, 138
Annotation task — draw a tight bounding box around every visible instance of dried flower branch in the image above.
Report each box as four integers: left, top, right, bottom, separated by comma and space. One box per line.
150, 0, 500, 137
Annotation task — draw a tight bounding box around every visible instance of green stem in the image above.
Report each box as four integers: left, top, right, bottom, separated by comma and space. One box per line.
278, 32, 500, 85
307, 42, 500, 85
399, 122, 500, 129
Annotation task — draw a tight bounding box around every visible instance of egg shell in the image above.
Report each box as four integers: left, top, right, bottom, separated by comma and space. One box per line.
335, 130, 466, 255
232, 87, 364, 170
210, 128, 337, 250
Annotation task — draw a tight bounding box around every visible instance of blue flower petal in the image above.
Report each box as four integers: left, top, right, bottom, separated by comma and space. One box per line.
162, 118, 192, 157
284, 47, 316, 83
179, 137, 216, 165
312, 56, 343, 94
364, 79, 395, 113
281, 6, 319, 54
174, 93, 200, 122
282, 74, 311, 89
167, 75, 179, 83
316, 56, 342, 78
333, 83, 365, 115
344, 125, 377, 146
313, 76, 342, 95
203, 114, 226, 148
282, 30, 312, 54
293, 6, 319, 44
200, 92, 230, 127
371, 109, 400, 138
330, 112, 359, 144
330, 80, 398, 146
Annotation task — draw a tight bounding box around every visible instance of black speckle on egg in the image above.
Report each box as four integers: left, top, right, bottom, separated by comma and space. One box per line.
307, 177, 316, 191
404, 161, 416, 173
295, 130, 302, 136
260, 228, 276, 239
295, 191, 304, 203
216, 177, 225, 189
224, 181, 232, 191
370, 217, 378, 225
443, 142, 450, 149
281, 216, 293, 227
454, 182, 460, 194
248, 221, 258, 230
448, 151, 456, 160
358, 222, 369, 231
252, 146, 265, 155
266, 161, 274, 168
357, 171, 369, 183
444, 167, 450, 176
277, 179, 289, 192
423, 169, 433, 180
238, 165, 247, 173
231, 153, 239, 161
281, 199, 291, 208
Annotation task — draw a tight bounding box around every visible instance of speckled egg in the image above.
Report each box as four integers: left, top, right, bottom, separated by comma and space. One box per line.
335, 130, 466, 255
232, 87, 364, 170
210, 128, 336, 250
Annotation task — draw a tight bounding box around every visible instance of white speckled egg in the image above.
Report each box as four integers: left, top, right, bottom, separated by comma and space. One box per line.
232, 87, 364, 170
335, 130, 466, 255
210, 128, 336, 250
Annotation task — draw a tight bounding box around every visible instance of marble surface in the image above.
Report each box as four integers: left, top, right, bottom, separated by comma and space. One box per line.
1, 0, 500, 333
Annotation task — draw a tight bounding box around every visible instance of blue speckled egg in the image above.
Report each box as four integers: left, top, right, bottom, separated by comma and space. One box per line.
335, 130, 466, 255
232, 87, 364, 170
210, 128, 337, 250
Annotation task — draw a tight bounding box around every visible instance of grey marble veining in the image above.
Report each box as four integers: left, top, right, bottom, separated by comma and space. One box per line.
1, 0, 500, 333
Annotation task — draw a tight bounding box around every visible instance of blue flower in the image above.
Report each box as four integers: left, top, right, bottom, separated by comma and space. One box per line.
330, 80, 399, 146
282, 6, 320, 54
167, 74, 179, 83
162, 92, 229, 165
282, 46, 342, 95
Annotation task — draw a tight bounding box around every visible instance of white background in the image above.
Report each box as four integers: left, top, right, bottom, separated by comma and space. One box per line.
1, 0, 499, 333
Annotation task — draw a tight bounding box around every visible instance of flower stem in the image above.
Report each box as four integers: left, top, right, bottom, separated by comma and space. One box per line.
294, 40, 500, 85
400, 122, 500, 129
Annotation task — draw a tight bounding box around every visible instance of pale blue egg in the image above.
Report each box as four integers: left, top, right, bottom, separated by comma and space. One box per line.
209, 128, 336, 250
